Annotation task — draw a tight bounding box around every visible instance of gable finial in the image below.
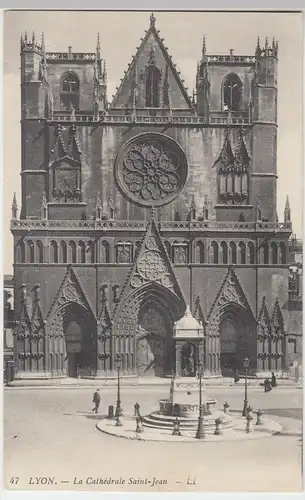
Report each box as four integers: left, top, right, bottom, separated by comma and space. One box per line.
255, 36, 261, 56
95, 192, 102, 220
96, 33, 101, 61
284, 195, 291, 222
103, 60, 107, 79
32, 30, 35, 47
150, 12, 156, 27
202, 35, 207, 57
41, 191, 48, 220
41, 32, 45, 53
11, 192, 18, 219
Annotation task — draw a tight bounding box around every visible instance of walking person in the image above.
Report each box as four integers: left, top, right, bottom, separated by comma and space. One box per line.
92, 389, 101, 413
271, 372, 277, 387
264, 378, 272, 393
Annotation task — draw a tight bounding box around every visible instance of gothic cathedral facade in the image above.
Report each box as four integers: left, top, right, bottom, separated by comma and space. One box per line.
11, 14, 294, 380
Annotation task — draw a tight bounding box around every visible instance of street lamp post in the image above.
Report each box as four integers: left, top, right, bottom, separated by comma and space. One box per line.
242, 357, 250, 417
115, 354, 123, 426
195, 360, 205, 439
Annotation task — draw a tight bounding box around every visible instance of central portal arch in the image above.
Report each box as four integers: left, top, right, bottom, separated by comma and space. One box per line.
115, 282, 185, 377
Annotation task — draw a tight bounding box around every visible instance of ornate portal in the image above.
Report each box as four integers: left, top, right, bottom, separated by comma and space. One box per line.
115, 133, 188, 207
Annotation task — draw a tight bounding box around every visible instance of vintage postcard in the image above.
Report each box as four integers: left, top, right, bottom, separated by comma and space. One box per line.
2, 9, 303, 494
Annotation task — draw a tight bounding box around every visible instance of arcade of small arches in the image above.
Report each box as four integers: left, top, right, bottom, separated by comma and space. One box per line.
15, 237, 287, 266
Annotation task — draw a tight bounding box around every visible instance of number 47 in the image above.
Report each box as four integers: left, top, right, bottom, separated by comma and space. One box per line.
9, 477, 19, 485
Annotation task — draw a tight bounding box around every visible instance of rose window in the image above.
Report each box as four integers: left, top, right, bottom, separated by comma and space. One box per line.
115, 133, 188, 207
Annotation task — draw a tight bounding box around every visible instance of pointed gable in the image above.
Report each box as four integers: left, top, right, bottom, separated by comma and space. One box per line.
110, 13, 194, 111
271, 298, 285, 336
115, 219, 186, 309
257, 296, 271, 338
234, 128, 251, 171
46, 266, 96, 320
208, 267, 254, 320
213, 129, 235, 172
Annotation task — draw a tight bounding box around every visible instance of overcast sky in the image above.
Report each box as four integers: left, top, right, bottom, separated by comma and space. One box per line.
2, 10, 303, 273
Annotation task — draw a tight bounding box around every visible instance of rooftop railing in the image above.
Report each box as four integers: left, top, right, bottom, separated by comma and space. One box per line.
11, 219, 292, 233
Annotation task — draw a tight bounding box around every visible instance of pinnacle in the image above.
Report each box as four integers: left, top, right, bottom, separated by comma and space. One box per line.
202, 35, 207, 57
150, 12, 156, 27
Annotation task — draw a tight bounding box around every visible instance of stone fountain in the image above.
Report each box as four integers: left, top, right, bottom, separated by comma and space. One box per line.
142, 307, 233, 432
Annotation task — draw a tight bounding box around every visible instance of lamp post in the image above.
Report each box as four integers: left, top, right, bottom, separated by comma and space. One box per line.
115, 354, 123, 426
242, 357, 250, 417
195, 360, 205, 439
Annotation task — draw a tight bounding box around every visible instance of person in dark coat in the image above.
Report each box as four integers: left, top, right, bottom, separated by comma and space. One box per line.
264, 378, 272, 393
234, 369, 240, 384
92, 389, 101, 413
271, 372, 277, 387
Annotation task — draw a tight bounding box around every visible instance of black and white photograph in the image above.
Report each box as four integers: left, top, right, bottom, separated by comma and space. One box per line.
2, 9, 303, 494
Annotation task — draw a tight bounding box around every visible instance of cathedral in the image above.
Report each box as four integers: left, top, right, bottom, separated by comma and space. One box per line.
10, 13, 301, 381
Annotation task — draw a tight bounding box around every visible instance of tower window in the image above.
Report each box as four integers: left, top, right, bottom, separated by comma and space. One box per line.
223, 74, 242, 112
61, 72, 80, 111
145, 66, 161, 107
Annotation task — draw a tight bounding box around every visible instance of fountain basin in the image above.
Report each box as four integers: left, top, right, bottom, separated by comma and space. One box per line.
159, 398, 217, 418
142, 410, 233, 432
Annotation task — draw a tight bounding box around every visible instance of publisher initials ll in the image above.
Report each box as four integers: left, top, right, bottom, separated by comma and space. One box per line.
187, 476, 196, 485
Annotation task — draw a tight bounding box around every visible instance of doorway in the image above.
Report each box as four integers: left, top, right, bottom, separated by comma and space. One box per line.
219, 315, 238, 376
61, 303, 96, 378
136, 301, 174, 377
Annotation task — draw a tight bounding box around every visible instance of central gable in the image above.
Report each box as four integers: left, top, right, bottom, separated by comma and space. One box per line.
110, 14, 194, 111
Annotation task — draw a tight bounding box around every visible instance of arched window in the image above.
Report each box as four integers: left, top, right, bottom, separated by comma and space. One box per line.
262, 242, 269, 265
279, 242, 287, 265
26, 240, 35, 263
211, 241, 219, 264
270, 242, 278, 265
229, 242, 237, 264
59, 241, 67, 263
78, 241, 86, 263
61, 72, 80, 110
146, 66, 161, 107
101, 241, 110, 263
16, 240, 25, 263
248, 242, 255, 264
223, 73, 242, 111
50, 241, 58, 263
87, 241, 95, 263
196, 241, 205, 263
220, 241, 228, 264
68, 241, 76, 263
36, 241, 44, 263
238, 241, 246, 264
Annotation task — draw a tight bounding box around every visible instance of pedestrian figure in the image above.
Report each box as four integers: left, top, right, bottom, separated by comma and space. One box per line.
92, 389, 101, 413
264, 378, 272, 393
234, 369, 240, 384
134, 402, 140, 417
271, 372, 277, 387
